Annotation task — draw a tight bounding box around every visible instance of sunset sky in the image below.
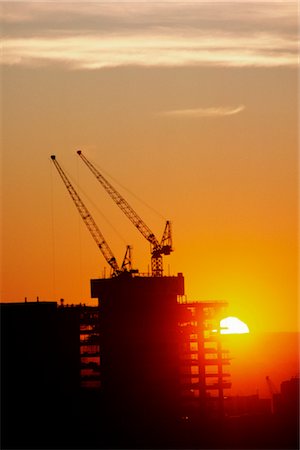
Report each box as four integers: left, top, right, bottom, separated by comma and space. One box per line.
1, 1, 298, 335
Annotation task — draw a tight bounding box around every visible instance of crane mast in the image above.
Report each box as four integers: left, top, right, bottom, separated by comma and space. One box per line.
50, 155, 120, 276
77, 150, 173, 277
266, 376, 279, 413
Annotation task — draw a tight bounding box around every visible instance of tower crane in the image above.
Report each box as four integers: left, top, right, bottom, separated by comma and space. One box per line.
77, 150, 173, 277
266, 376, 280, 413
51, 155, 128, 277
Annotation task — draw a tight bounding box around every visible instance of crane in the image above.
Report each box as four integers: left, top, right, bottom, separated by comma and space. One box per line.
77, 150, 173, 277
266, 376, 280, 413
51, 155, 128, 277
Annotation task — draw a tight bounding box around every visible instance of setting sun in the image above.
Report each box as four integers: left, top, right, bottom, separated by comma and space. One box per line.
220, 316, 250, 334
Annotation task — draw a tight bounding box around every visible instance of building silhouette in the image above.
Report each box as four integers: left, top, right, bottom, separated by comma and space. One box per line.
1, 273, 299, 449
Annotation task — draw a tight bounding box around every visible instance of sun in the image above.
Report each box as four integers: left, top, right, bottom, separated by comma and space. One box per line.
220, 316, 249, 334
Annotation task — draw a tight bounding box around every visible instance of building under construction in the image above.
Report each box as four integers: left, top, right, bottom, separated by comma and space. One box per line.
1, 280, 230, 448
90, 273, 230, 429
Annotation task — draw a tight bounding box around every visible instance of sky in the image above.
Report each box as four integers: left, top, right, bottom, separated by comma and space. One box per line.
1, 1, 298, 335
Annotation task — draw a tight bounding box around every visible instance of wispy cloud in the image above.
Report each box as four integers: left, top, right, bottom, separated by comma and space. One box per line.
2, 34, 297, 69
1, 2, 298, 69
158, 105, 245, 118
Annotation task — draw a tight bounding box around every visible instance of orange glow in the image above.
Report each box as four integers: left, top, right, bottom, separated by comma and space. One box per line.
220, 316, 249, 334
1, 1, 298, 339
221, 332, 299, 398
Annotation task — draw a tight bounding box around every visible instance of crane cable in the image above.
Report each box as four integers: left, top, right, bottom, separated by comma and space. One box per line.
76, 156, 84, 301
49, 159, 57, 301
88, 158, 167, 222
60, 161, 128, 247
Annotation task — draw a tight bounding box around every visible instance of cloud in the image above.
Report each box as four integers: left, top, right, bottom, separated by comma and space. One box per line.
1, 2, 298, 69
2, 34, 297, 69
158, 105, 245, 118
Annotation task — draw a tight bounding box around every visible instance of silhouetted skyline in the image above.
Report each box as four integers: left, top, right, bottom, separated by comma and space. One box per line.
1, 296, 299, 449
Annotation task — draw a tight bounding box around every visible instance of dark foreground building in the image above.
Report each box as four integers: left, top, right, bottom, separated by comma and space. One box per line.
1, 301, 81, 448
91, 274, 185, 442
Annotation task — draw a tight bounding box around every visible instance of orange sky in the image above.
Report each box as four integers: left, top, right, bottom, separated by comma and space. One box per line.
1, 1, 298, 337
223, 332, 299, 398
